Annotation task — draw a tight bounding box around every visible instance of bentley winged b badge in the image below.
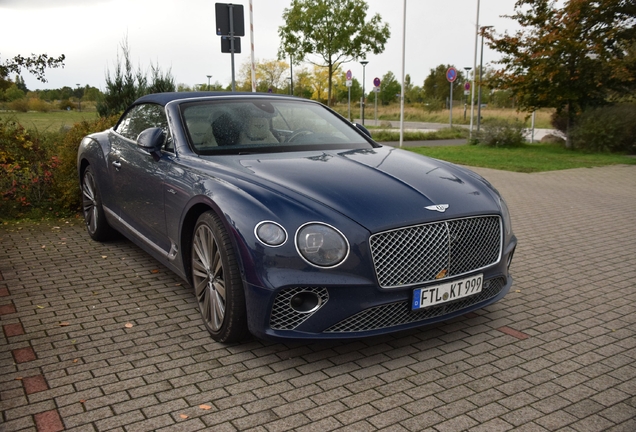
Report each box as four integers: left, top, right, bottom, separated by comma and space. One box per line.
425, 204, 450, 213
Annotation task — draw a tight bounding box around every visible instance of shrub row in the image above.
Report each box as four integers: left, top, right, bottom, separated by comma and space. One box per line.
469, 118, 526, 147
470, 103, 636, 152
3, 98, 86, 113
0, 115, 118, 220
569, 104, 636, 153
1, 103, 633, 221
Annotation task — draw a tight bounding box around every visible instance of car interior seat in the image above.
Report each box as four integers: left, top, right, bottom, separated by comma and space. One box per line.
212, 113, 241, 146
239, 117, 279, 144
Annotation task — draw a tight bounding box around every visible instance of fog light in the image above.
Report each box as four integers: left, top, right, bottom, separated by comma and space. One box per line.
289, 291, 322, 314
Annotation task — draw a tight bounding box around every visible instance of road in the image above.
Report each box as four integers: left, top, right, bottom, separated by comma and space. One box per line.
1, 164, 635, 431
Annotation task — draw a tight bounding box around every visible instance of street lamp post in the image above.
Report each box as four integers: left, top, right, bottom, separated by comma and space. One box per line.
360, 60, 369, 125
463, 67, 471, 121
76, 84, 81, 112
477, 26, 493, 132
289, 54, 294, 96
469, 0, 481, 139
206, 75, 212, 91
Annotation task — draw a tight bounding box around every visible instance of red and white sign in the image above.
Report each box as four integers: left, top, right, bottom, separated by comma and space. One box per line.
446, 67, 458, 83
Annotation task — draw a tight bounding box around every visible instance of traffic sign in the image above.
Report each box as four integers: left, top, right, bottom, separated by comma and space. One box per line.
464, 82, 471, 91
446, 67, 458, 83
215, 3, 245, 36
373, 77, 381, 87
221, 36, 241, 53
346, 70, 352, 81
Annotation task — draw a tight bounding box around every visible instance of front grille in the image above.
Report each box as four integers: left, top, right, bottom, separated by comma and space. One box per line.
324, 277, 506, 333
370, 216, 501, 288
270, 287, 329, 330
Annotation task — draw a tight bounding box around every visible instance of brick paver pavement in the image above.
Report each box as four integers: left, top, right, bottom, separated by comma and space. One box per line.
1, 164, 635, 432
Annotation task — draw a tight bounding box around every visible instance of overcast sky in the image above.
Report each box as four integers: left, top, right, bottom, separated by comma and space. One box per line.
0, 0, 519, 91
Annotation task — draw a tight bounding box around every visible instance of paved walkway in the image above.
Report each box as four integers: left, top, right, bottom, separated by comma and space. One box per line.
1, 164, 635, 432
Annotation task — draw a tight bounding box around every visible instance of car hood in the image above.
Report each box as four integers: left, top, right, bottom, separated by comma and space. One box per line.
216, 146, 500, 233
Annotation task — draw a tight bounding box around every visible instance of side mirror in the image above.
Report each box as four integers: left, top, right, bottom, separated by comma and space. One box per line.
355, 123, 372, 138
137, 127, 165, 153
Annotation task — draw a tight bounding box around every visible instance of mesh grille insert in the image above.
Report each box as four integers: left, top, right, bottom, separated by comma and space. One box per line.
270, 287, 329, 330
370, 216, 501, 288
325, 277, 506, 333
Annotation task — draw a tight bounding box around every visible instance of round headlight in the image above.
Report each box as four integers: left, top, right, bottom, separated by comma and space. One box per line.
296, 223, 349, 268
255, 221, 287, 247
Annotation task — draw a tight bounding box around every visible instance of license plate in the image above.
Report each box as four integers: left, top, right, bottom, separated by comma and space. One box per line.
412, 274, 483, 310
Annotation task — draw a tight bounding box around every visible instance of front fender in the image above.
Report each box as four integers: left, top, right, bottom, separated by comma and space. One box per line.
77, 130, 114, 209
168, 161, 375, 292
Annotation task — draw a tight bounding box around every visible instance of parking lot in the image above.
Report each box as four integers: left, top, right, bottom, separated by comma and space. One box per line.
1, 164, 635, 432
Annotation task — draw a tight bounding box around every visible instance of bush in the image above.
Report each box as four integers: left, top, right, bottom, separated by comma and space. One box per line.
9, 98, 29, 112
550, 110, 569, 134
569, 104, 636, 153
52, 115, 119, 212
0, 115, 118, 220
422, 99, 444, 113
0, 119, 59, 219
58, 99, 74, 111
470, 118, 526, 147
28, 98, 50, 112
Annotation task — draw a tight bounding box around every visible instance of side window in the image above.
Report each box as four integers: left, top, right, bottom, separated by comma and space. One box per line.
114, 104, 173, 150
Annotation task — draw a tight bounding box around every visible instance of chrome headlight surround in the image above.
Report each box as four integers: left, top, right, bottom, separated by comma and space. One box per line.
295, 222, 349, 268
255, 221, 288, 247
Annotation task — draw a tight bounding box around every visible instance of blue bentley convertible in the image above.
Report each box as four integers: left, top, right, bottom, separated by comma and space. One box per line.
78, 92, 516, 342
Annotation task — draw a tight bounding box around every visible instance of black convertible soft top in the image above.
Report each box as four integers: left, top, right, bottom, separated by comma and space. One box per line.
133, 91, 292, 107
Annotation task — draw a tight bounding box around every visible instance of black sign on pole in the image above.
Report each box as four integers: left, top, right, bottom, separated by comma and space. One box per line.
215, 3, 244, 91
215, 3, 245, 36
221, 36, 241, 54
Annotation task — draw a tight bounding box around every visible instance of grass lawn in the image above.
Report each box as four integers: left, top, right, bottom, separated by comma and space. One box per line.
332, 104, 554, 129
2, 109, 633, 174
408, 143, 636, 173
0, 110, 100, 132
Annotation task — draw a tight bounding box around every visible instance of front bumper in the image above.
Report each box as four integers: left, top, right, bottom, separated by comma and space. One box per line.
244, 228, 517, 340
244, 241, 516, 341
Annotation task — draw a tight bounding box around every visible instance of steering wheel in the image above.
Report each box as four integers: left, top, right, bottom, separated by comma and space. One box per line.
287, 129, 314, 143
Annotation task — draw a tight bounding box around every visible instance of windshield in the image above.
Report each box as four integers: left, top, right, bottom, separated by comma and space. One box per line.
180, 98, 374, 154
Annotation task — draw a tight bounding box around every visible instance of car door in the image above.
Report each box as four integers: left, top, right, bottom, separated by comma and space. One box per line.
109, 103, 172, 253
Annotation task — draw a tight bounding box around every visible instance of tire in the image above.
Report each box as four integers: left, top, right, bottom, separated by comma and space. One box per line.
191, 211, 248, 343
81, 166, 116, 241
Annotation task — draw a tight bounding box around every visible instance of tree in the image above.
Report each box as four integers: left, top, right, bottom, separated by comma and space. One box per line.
310, 65, 331, 103
15, 75, 27, 92
278, 0, 390, 106
237, 59, 290, 93
146, 64, 176, 94
378, 71, 401, 105
4, 84, 25, 102
0, 53, 65, 83
334, 74, 362, 105
97, 38, 175, 117
83, 86, 102, 102
489, 0, 636, 145
423, 64, 466, 104
404, 74, 423, 104
292, 67, 314, 99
